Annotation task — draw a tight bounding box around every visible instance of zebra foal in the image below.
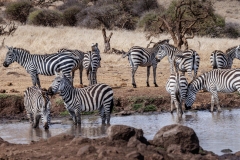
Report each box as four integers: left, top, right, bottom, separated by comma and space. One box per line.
185, 68, 240, 112
24, 86, 51, 129
122, 39, 169, 88
210, 45, 240, 69
83, 43, 101, 85
47, 71, 114, 125
166, 73, 188, 116
3, 46, 80, 88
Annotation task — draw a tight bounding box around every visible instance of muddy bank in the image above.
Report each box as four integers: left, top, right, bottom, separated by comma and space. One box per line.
0, 87, 240, 120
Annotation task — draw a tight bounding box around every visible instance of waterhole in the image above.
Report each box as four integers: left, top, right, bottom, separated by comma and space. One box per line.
0, 109, 240, 155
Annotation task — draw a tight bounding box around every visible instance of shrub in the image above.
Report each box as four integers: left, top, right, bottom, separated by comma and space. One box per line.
5, 1, 32, 24
27, 9, 62, 27
138, 10, 160, 32
62, 6, 80, 26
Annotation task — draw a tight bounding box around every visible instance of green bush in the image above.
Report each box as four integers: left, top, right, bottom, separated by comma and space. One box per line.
27, 9, 62, 27
143, 104, 156, 112
5, 1, 32, 23
138, 11, 160, 31
62, 6, 80, 26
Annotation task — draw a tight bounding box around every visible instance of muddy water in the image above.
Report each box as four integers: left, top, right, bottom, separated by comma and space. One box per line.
1, 109, 240, 155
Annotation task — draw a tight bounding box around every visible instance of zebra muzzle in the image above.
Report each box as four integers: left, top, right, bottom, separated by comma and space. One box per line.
47, 87, 54, 96
3, 62, 9, 67
43, 123, 49, 130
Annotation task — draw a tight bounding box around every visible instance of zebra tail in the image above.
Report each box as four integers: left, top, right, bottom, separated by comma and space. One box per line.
110, 98, 114, 114
122, 50, 131, 58
212, 51, 217, 69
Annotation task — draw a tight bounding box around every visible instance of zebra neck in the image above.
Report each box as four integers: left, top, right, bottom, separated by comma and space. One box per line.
227, 49, 236, 61
15, 51, 31, 67
59, 84, 74, 101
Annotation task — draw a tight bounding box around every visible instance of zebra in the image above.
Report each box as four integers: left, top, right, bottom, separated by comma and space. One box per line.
166, 72, 188, 116
185, 68, 240, 112
3, 46, 80, 88
24, 86, 51, 130
47, 71, 114, 125
57, 48, 85, 85
122, 39, 170, 88
210, 45, 240, 69
155, 43, 200, 80
83, 43, 101, 85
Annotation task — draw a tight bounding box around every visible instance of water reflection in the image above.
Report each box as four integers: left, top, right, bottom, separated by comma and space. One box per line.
0, 109, 240, 155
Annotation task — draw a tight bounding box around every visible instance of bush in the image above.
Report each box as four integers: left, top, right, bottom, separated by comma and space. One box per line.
138, 10, 160, 31
28, 9, 62, 27
62, 6, 80, 26
5, 1, 32, 24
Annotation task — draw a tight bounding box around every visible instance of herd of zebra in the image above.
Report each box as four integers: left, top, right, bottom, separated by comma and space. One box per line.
2, 39, 240, 129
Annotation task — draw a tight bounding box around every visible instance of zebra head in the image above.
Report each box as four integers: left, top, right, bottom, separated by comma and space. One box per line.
48, 71, 71, 95
3, 46, 16, 67
235, 45, 240, 59
155, 44, 168, 61
185, 83, 196, 110
92, 43, 100, 53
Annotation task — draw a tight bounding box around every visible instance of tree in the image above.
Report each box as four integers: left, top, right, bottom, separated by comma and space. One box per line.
146, 0, 223, 50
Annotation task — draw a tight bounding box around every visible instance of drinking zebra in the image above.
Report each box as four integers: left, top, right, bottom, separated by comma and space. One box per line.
83, 43, 101, 85
210, 45, 240, 69
166, 73, 188, 116
185, 68, 240, 112
47, 71, 114, 125
57, 48, 85, 85
122, 39, 169, 88
3, 46, 79, 88
155, 43, 200, 80
24, 86, 51, 129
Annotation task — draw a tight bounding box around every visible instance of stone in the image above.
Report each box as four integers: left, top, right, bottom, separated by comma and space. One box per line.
152, 124, 200, 154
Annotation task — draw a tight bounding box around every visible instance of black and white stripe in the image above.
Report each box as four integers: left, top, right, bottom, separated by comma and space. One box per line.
48, 72, 114, 125
83, 43, 101, 85
185, 68, 240, 112
3, 46, 80, 88
24, 86, 51, 129
122, 39, 169, 88
166, 73, 188, 115
156, 43, 200, 80
57, 48, 85, 84
210, 45, 240, 69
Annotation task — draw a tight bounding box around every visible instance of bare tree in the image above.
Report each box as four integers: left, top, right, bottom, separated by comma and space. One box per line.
102, 28, 113, 53
147, 0, 215, 50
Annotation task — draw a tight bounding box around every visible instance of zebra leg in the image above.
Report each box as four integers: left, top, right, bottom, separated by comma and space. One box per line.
131, 66, 138, 88
214, 94, 222, 112
32, 114, 41, 128
146, 66, 150, 87
27, 113, 33, 124
72, 70, 75, 84
30, 74, 41, 88
99, 107, 106, 124
170, 97, 174, 114
68, 110, 77, 125
79, 66, 83, 85
75, 109, 81, 124
153, 65, 158, 87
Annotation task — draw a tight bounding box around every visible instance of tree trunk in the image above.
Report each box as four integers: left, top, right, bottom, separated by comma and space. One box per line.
102, 28, 113, 53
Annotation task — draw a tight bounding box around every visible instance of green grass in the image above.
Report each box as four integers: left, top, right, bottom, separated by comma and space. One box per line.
0, 94, 9, 99
55, 98, 64, 105
132, 103, 143, 110
143, 104, 157, 112
60, 110, 69, 116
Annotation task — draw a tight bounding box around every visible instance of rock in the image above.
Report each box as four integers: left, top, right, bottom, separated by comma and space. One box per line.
0, 89, 6, 93
77, 145, 96, 156
152, 124, 200, 154
126, 151, 143, 160
107, 125, 145, 141
221, 148, 232, 154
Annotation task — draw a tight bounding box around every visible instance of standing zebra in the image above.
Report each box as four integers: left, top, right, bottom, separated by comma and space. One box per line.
185, 68, 240, 112
47, 71, 114, 125
3, 46, 80, 88
156, 43, 200, 80
166, 73, 188, 116
24, 86, 51, 130
122, 39, 169, 88
83, 43, 101, 85
57, 48, 85, 85
210, 45, 240, 69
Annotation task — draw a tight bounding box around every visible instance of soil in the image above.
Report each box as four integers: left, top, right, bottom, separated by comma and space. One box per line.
0, 58, 240, 159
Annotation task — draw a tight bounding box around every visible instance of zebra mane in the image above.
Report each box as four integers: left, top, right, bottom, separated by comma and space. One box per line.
153, 39, 169, 48
226, 46, 238, 53
13, 47, 30, 54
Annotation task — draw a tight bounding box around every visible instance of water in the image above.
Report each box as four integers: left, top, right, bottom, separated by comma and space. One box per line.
0, 109, 240, 155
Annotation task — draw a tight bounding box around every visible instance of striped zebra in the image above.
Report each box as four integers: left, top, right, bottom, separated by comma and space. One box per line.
185, 68, 240, 112
57, 48, 85, 85
83, 43, 101, 85
122, 39, 170, 88
210, 45, 240, 69
166, 73, 188, 115
24, 86, 51, 129
47, 71, 114, 125
3, 46, 80, 88
156, 43, 200, 80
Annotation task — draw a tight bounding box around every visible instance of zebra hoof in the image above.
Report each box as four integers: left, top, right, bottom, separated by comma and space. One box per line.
132, 84, 137, 88
154, 84, 158, 87
146, 83, 150, 87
